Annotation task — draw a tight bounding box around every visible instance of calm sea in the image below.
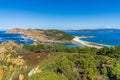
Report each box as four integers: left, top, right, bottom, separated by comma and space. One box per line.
1, 30, 120, 47
0, 31, 34, 44
65, 30, 120, 46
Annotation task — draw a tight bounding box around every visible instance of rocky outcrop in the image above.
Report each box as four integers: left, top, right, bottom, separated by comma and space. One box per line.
7, 28, 74, 44
7, 28, 46, 42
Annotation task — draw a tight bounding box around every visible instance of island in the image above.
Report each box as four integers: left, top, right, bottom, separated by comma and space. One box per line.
7, 28, 74, 44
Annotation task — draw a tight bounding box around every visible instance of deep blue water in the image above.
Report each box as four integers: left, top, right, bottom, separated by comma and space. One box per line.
0, 31, 34, 44
65, 31, 120, 46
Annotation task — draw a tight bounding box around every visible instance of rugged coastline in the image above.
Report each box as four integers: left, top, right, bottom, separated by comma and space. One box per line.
7, 28, 110, 48
7, 28, 74, 45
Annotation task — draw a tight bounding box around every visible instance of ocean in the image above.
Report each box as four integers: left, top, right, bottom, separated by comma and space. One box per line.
0, 31, 34, 44
1, 30, 120, 47
65, 30, 120, 46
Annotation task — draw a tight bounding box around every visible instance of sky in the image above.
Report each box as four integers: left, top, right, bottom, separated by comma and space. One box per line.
0, 0, 120, 30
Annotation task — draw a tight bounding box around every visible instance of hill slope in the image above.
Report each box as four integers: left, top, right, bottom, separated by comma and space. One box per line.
7, 28, 74, 44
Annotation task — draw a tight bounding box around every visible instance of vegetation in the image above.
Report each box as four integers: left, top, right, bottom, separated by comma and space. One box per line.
23, 44, 98, 53
0, 46, 27, 80
26, 71, 68, 80
22, 44, 120, 80
36, 29, 74, 41
1, 42, 120, 80
97, 46, 120, 58
26, 53, 120, 80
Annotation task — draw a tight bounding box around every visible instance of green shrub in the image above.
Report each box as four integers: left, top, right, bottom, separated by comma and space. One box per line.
26, 71, 68, 80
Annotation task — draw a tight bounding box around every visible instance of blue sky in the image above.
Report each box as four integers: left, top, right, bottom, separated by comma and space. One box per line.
0, 0, 120, 30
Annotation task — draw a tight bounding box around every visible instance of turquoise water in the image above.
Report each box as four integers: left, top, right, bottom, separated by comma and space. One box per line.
0, 31, 34, 44
65, 30, 120, 46
63, 42, 84, 48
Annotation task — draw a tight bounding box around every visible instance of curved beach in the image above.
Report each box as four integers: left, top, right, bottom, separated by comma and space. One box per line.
72, 36, 109, 49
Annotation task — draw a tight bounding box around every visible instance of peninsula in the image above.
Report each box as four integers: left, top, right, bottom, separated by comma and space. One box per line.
7, 28, 74, 44
7, 28, 108, 48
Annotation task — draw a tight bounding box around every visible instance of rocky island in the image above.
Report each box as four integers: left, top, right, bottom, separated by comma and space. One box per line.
7, 28, 74, 44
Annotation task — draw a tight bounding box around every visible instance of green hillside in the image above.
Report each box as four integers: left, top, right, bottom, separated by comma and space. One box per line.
0, 42, 120, 80
36, 29, 74, 41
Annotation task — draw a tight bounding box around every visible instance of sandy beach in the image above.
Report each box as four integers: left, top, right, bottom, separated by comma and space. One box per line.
72, 36, 109, 49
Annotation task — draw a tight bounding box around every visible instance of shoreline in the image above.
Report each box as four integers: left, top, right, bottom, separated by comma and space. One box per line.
4, 30, 112, 48
6, 28, 72, 45
72, 36, 110, 49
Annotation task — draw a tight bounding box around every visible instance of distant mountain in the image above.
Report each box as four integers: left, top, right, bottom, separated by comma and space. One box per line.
71, 28, 120, 32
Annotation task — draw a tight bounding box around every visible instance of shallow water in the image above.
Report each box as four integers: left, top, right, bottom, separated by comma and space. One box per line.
63, 42, 84, 48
